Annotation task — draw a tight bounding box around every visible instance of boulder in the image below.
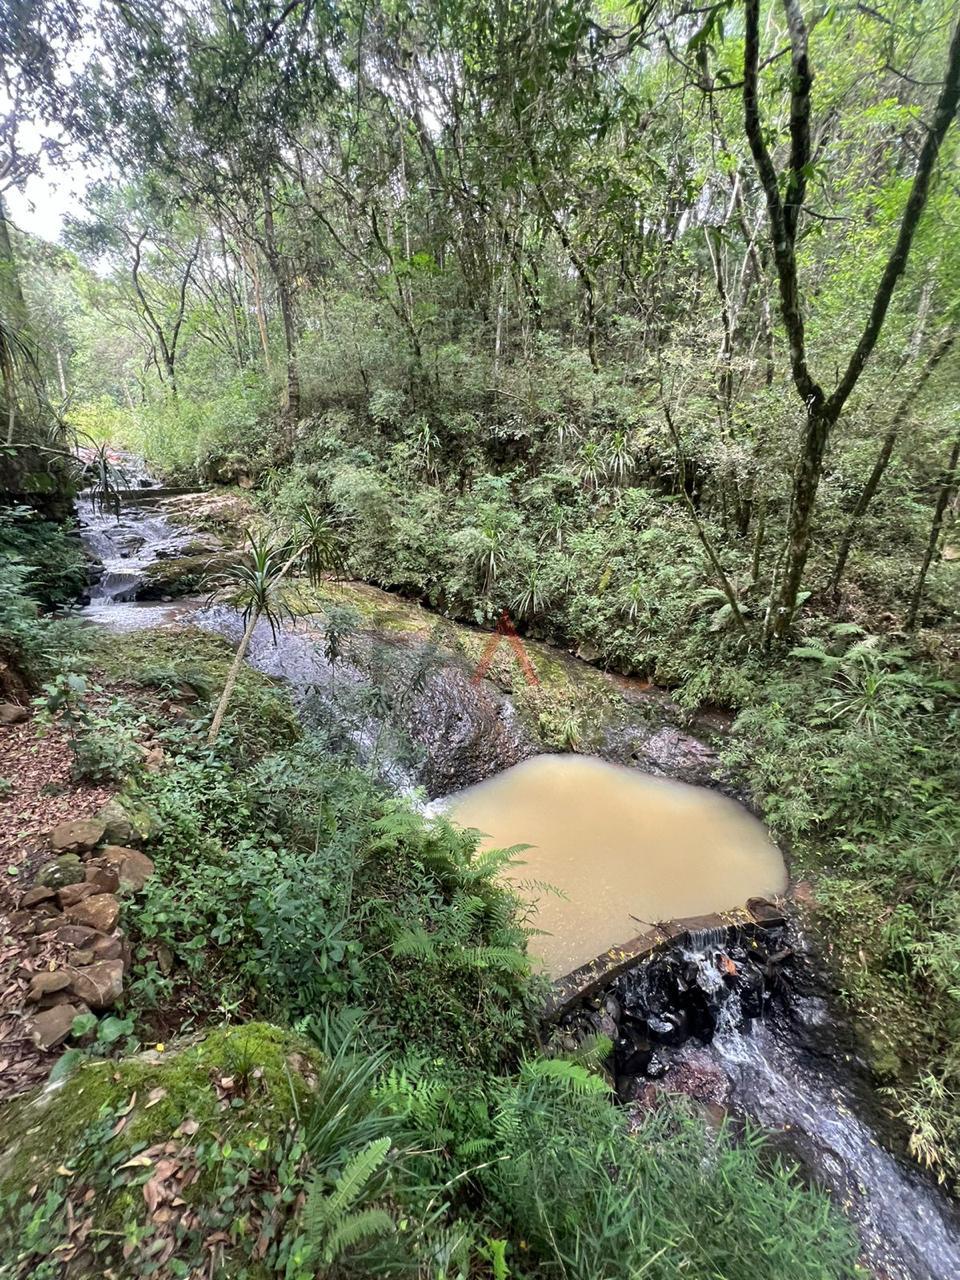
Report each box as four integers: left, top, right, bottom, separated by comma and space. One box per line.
28, 1003, 82, 1050
142, 746, 166, 774
57, 882, 98, 909
0, 703, 28, 726
53, 923, 101, 948
63, 959, 124, 1010
49, 819, 106, 854
26, 970, 72, 1002
84, 860, 121, 894
95, 798, 135, 846
91, 934, 123, 963
19, 885, 57, 909
99, 846, 155, 892
35, 854, 84, 889
66, 894, 120, 934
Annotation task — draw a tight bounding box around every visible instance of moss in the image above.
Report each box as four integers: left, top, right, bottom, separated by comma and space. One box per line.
0, 1023, 319, 1196
137, 549, 244, 599
92, 626, 300, 755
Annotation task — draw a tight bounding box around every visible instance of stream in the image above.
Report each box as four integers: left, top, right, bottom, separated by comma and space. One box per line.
75, 466, 960, 1280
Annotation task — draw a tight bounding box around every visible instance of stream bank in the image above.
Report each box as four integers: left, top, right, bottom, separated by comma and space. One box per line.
71, 473, 960, 1280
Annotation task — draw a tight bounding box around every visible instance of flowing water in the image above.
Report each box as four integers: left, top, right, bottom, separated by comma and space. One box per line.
76, 452, 194, 625
439, 754, 787, 977
75, 455, 960, 1277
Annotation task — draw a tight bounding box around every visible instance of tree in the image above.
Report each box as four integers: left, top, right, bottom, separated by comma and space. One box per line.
741, 0, 960, 641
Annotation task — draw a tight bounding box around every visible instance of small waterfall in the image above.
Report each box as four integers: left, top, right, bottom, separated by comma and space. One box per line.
76, 456, 195, 625
557, 930, 960, 1280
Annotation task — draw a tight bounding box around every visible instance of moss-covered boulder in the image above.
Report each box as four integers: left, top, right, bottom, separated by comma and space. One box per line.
0, 1023, 323, 1278
136, 549, 244, 600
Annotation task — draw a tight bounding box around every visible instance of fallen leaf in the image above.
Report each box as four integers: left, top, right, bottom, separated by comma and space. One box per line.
144, 1087, 167, 1109
55, 1165, 76, 1177
117, 1155, 154, 1171
176, 1118, 199, 1136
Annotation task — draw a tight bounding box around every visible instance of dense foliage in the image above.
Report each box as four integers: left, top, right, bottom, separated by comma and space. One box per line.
1, 0, 960, 1270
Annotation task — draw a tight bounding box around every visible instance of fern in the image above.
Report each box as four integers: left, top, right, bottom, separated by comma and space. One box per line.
321, 1207, 395, 1262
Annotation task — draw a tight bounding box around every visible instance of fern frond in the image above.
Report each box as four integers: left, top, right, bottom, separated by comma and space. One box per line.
322, 1207, 395, 1262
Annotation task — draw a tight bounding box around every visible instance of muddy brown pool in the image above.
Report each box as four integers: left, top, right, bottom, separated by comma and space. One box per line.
442, 754, 787, 978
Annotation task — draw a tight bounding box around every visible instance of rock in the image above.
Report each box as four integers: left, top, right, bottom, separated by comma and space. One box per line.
28, 1003, 82, 1050
53, 924, 100, 948
747, 897, 787, 929
20, 885, 57, 909
95, 799, 135, 846
0, 703, 29, 726
49, 819, 106, 854
57, 882, 98, 909
26, 970, 72, 1002
35, 854, 85, 889
71, 948, 95, 966
63, 959, 124, 1010
142, 746, 166, 774
66, 894, 120, 933
91, 935, 123, 963
84, 860, 121, 894
99, 846, 155, 892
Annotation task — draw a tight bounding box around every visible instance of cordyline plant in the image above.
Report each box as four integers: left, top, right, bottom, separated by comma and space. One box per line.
206, 506, 343, 744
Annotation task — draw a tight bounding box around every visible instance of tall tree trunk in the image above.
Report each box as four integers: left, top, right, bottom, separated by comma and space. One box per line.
906, 425, 960, 629
742, 0, 960, 641
262, 182, 299, 422
0, 194, 31, 445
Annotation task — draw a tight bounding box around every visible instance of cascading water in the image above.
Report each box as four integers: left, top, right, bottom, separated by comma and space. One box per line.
76, 452, 195, 627
556, 926, 960, 1280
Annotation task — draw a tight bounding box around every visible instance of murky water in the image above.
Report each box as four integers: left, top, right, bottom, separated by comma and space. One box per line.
441, 754, 787, 978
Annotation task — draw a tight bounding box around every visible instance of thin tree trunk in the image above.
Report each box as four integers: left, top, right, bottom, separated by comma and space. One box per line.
663, 403, 748, 635
208, 610, 260, 744
262, 183, 299, 423
906, 424, 960, 629
831, 331, 955, 592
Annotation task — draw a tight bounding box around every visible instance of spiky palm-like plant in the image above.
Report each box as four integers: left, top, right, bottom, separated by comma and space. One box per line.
206, 509, 343, 743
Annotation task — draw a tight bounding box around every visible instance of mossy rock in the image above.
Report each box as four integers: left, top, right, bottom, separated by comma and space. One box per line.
0, 1023, 324, 1277
137, 550, 244, 600
35, 853, 84, 888
92, 627, 299, 757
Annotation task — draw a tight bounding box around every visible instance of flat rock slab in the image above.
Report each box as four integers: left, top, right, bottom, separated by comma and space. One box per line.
544, 903, 786, 1022
65, 894, 120, 933
28, 1004, 82, 1050
26, 970, 72, 1002
63, 959, 124, 1010
49, 819, 107, 853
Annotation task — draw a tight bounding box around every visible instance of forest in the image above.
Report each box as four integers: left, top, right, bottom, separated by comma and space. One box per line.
1, 0, 959, 1276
